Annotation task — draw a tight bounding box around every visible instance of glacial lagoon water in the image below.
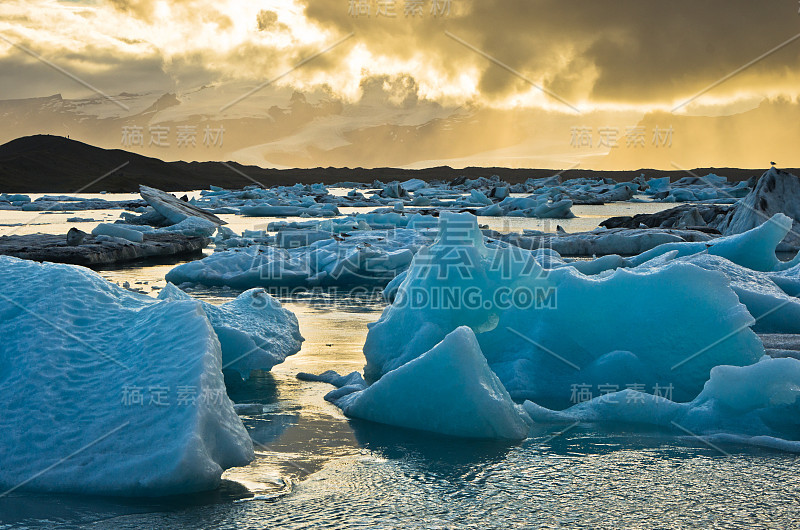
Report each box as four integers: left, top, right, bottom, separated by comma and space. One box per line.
1, 196, 798, 528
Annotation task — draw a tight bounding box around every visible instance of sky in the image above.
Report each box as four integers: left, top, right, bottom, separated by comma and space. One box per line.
0, 0, 799, 169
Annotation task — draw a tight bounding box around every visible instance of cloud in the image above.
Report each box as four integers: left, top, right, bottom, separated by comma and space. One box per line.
2, 0, 799, 113
257, 9, 281, 31
299, 0, 800, 108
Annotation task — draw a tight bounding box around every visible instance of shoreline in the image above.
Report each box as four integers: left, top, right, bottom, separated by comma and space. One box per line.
0, 135, 789, 193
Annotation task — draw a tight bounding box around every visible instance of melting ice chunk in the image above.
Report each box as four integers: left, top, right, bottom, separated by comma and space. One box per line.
0, 256, 253, 496
329, 327, 531, 440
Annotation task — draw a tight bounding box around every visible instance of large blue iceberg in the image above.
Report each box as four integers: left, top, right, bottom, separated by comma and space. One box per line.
364, 212, 763, 407
0, 257, 267, 496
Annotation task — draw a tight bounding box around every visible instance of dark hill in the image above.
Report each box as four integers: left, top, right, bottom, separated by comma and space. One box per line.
0, 135, 251, 192
0, 135, 790, 192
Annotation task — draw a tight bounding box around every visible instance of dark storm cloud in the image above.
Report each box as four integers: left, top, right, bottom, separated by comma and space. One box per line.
0, 36, 192, 99
299, 0, 800, 104
6, 0, 798, 107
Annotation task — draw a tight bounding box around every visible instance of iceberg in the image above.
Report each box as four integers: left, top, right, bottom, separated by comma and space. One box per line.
641, 174, 753, 203
158, 284, 303, 379
635, 252, 800, 334
166, 228, 434, 288
139, 185, 225, 226
491, 196, 575, 218
166, 246, 309, 288
321, 327, 531, 440
240, 203, 340, 218
157, 217, 219, 237
600, 203, 730, 231
494, 227, 710, 257
91, 223, 144, 243
400, 178, 428, 192
628, 213, 799, 271
364, 212, 763, 407
0, 256, 253, 496
524, 356, 800, 451
722, 168, 800, 249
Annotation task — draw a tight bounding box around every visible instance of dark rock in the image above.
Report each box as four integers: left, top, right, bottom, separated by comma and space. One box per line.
720, 168, 800, 249
66, 227, 88, 246
601, 204, 731, 230
0, 232, 209, 266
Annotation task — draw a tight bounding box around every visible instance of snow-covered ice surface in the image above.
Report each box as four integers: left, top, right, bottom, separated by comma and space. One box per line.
0, 256, 254, 496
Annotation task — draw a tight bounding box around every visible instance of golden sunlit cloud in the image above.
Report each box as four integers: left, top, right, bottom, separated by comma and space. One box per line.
0, 0, 798, 169
1, 0, 797, 110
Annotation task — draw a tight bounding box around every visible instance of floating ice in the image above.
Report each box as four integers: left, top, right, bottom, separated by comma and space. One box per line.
364, 212, 763, 408
240, 203, 339, 218
722, 168, 800, 249
324, 327, 531, 439
400, 178, 428, 192
139, 185, 225, 226
157, 216, 219, 237
0, 256, 253, 496
492, 227, 711, 257
642, 174, 752, 203
91, 222, 144, 243
158, 284, 303, 379
628, 213, 799, 271
167, 228, 434, 288
524, 356, 800, 451
635, 252, 800, 334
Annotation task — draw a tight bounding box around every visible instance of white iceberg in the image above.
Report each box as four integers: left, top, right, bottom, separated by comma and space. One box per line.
0, 256, 253, 496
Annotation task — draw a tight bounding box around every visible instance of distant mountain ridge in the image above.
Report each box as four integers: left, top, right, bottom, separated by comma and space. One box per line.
0, 135, 785, 193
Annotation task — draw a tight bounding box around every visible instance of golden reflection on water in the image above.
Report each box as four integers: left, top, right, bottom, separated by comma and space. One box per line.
221, 294, 386, 495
